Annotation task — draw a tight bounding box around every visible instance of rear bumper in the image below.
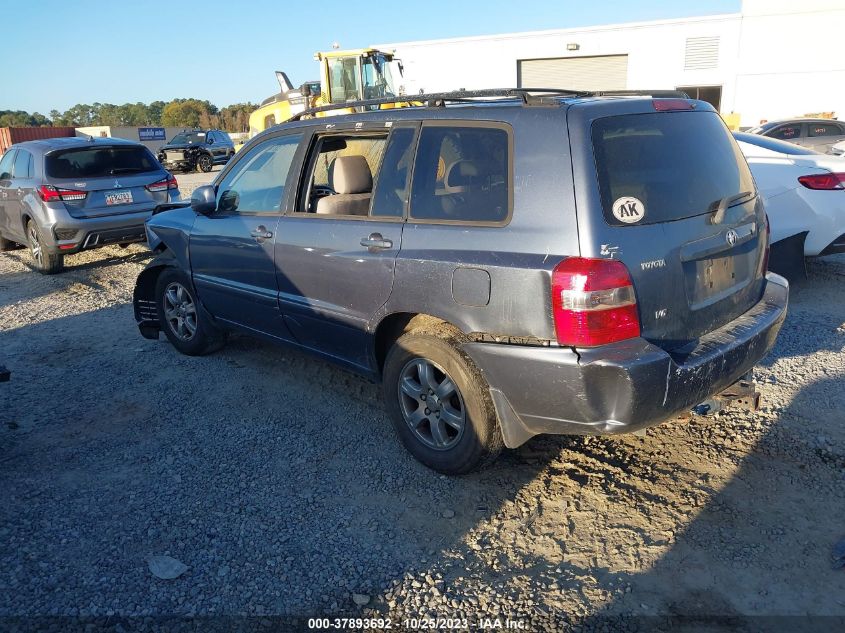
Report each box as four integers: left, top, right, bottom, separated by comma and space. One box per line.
45, 211, 153, 254
464, 273, 789, 448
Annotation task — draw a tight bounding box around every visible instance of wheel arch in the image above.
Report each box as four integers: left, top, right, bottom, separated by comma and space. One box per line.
372, 312, 461, 375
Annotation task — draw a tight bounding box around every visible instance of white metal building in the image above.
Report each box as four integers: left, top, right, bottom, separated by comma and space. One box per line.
377, 0, 845, 128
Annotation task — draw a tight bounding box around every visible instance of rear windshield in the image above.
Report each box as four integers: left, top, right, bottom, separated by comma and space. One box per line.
46, 146, 159, 179
592, 111, 755, 225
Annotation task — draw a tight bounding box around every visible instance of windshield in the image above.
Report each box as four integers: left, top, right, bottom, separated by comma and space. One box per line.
169, 132, 207, 145
46, 146, 159, 178
733, 132, 819, 155
592, 111, 755, 225
362, 54, 397, 100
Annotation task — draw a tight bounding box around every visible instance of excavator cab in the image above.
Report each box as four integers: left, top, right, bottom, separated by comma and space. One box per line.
248, 48, 406, 137
316, 49, 404, 111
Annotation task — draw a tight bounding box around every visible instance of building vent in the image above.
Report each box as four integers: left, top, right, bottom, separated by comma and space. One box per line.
684, 36, 720, 70
517, 55, 628, 91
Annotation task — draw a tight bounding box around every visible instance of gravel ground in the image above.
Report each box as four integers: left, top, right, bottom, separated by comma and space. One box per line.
173, 166, 222, 200
1, 232, 844, 631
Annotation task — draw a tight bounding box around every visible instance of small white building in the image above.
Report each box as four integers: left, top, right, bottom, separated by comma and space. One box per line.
378, 0, 845, 128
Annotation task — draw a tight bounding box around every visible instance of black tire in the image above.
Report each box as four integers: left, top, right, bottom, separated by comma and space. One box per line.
383, 324, 503, 474
196, 153, 213, 173
26, 220, 64, 274
155, 267, 226, 356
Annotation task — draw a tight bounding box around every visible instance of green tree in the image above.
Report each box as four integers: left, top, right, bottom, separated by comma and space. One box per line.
161, 99, 216, 128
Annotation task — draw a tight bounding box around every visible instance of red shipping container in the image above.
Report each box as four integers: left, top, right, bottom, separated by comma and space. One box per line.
0, 127, 76, 155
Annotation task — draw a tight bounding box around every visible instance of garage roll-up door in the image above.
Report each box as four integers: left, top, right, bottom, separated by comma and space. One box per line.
517, 55, 628, 91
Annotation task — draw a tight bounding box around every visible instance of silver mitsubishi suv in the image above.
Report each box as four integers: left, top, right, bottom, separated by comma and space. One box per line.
132, 89, 788, 474
0, 137, 180, 274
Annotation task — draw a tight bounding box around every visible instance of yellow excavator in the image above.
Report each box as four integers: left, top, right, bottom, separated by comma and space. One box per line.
248, 48, 406, 138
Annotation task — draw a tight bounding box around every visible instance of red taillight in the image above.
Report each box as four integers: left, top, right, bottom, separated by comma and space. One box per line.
797, 173, 845, 190
38, 185, 87, 202
551, 257, 641, 347
653, 99, 694, 112
146, 174, 178, 192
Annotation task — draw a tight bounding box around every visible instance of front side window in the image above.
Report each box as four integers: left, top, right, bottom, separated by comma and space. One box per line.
215, 134, 302, 214
409, 125, 511, 223
769, 125, 802, 140
299, 134, 388, 215
0, 150, 16, 180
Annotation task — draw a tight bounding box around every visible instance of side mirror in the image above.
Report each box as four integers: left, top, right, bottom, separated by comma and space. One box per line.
190, 185, 217, 216
207, 137, 214, 145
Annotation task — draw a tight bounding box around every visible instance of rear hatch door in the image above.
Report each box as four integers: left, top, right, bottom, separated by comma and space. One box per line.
568, 100, 767, 351
45, 144, 172, 218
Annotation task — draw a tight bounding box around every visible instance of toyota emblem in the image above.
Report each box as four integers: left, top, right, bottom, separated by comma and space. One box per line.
726, 229, 739, 246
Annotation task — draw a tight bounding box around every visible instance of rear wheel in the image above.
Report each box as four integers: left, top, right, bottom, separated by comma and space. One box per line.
26, 220, 63, 274
383, 325, 503, 474
196, 153, 213, 173
155, 267, 225, 356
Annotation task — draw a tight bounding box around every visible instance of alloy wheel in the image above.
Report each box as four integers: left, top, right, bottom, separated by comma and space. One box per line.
28, 223, 43, 266
397, 358, 466, 450
163, 282, 197, 341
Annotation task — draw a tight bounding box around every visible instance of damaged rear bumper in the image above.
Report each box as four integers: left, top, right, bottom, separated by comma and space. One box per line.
464, 273, 789, 448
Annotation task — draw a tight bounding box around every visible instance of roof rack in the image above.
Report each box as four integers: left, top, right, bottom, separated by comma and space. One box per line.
284, 87, 692, 122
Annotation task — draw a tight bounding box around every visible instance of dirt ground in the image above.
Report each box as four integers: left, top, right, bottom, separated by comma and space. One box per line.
0, 235, 843, 631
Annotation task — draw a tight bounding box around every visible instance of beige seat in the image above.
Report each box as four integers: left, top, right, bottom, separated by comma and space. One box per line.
315, 156, 373, 215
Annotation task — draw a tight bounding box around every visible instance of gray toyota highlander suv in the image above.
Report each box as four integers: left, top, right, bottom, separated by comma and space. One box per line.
133, 89, 788, 474
0, 137, 180, 273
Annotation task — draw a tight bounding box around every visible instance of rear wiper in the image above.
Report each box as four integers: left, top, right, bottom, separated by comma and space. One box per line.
109, 167, 144, 174
709, 191, 754, 225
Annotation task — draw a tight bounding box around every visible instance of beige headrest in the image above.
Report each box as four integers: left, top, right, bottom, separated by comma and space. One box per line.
329, 156, 373, 194
445, 160, 485, 189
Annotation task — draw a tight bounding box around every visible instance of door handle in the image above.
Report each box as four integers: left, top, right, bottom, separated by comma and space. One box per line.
250, 226, 273, 240
360, 233, 393, 250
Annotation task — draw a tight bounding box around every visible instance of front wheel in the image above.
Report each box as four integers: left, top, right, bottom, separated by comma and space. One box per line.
26, 220, 63, 274
196, 153, 213, 173
383, 325, 503, 475
155, 267, 225, 355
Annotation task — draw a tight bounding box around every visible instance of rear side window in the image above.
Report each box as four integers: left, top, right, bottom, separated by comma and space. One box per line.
46, 146, 159, 178
13, 150, 32, 178
592, 112, 754, 226
410, 125, 511, 223
808, 123, 844, 137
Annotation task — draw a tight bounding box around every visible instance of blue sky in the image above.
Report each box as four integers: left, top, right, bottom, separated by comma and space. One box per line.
5, 0, 739, 114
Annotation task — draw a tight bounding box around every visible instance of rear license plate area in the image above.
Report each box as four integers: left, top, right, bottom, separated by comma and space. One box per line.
105, 190, 133, 206
684, 244, 753, 307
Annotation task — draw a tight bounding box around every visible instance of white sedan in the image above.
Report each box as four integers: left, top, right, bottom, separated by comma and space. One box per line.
735, 132, 845, 257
